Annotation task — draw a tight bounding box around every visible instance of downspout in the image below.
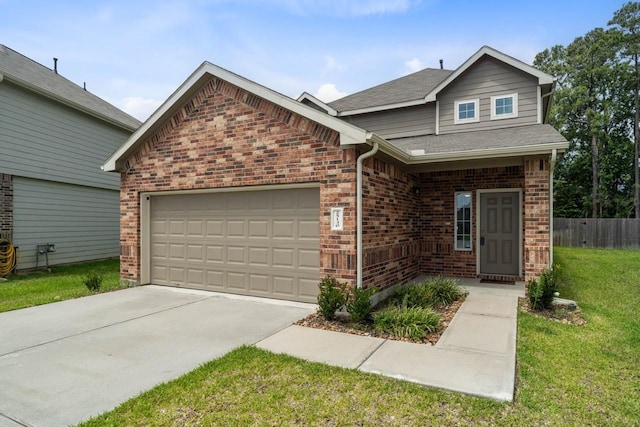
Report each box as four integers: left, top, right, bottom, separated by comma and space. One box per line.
549, 149, 557, 266
356, 140, 379, 289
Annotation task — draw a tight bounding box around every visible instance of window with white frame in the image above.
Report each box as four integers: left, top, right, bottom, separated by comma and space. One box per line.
455, 192, 472, 251
454, 99, 479, 124
491, 93, 518, 120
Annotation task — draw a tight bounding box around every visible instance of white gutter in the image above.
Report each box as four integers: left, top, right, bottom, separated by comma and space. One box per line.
549, 148, 557, 266
356, 139, 379, 289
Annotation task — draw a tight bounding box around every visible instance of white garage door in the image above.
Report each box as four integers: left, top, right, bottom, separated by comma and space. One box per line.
150, 187, 320, 303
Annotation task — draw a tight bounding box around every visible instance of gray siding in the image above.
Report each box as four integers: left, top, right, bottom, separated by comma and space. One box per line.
0, 81, 129, 191
344, 104, 435, 139
13, 177, 119, 269
438, 57, 538, 134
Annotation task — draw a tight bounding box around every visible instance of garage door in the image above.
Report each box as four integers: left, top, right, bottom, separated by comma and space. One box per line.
150, 187, 320, 303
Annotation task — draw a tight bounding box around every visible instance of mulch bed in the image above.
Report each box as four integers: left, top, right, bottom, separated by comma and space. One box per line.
518, 298, 587, 326
295, 294, 467, 346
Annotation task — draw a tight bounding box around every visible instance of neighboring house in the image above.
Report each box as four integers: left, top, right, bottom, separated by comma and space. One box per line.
0, 44, 141, 269
104, 46, 568, 303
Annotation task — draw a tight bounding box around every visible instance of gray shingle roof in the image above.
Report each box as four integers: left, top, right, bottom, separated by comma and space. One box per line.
328, 68, 452, 112
388, 124, 567, 155
0, 44, 140, 130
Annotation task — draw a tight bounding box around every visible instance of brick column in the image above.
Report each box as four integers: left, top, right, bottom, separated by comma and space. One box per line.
523, 157, 550, 280
0, 174, 13, 241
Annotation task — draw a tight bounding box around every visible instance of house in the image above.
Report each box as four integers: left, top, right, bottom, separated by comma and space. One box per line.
103, 46, 568, 303
0, 44, 141, 270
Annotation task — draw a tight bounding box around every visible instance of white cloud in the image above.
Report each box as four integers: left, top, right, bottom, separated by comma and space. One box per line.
404, 58, 423, 74
121, 97, 164, 122
272, 0, 416, 16
314, 83, 348, 102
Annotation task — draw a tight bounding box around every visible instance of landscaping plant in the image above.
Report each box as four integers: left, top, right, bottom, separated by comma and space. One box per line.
373, 306, 440, 340
527, 265, 559, 310
346, 286, 377, 323
84, 272, 103, 292
317, 275, 348, 320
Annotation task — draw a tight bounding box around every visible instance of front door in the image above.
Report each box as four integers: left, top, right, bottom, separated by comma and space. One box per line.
479, 192, 520, 276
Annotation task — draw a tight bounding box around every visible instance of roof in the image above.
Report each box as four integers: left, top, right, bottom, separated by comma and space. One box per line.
0, 44, 141, 131
386, 124, 568, 162
103, 61, 379, 172
328, 68, 452, 114
323, 45, 555, 116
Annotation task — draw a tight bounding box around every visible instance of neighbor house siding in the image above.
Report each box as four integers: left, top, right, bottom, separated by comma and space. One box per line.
344, 104, 436, 139
0, 81, 128, 191
13, 177, 119, 268
362, 157, 421, 291
420, 166, 525, 278
119, 76, 359, 286
438, 57, 538, 134
0, 174, 12, 240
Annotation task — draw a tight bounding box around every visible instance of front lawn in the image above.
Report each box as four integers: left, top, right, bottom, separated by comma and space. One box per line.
79, 247, 640, 426
0, 258, 122, 313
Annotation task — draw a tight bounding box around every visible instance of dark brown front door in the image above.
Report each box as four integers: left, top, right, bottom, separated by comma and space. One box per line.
479, 192, 520, 276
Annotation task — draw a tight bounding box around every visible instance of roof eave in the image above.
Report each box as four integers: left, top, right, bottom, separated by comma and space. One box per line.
425, 46, 555, 102
103, 62, 370, 172
0, 72, 138, 132
336, 98, 426, 116
376, 139, 569, 165
296, 92, 338, 116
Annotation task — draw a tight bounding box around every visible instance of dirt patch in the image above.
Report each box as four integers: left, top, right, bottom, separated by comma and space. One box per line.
295, 295, 466, 346
519, 298, 587, 325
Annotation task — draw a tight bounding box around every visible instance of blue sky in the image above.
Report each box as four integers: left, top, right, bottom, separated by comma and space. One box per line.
0, 0, 625, 121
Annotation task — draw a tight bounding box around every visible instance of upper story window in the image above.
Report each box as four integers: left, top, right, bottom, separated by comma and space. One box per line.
454, 99, 479, 124
491, 93, 518, 120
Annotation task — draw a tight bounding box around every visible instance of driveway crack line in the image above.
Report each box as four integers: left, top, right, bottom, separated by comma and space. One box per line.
0, 411, 31, 427
356, 338, 387, 370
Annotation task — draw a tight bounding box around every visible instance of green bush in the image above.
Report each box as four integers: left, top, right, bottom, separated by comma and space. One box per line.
373, 306, 441, 340
346, 286, 377, 323
425, 276, 464, 308
84, 273, 102, 292
389, 277, 463, 309
317, 275, 348, 320
528, 266, 559, 310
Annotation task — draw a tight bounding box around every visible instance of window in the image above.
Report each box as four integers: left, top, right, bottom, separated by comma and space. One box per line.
455, 192, 472, 251
454, 99, 479, 124
491, 93, 518, 120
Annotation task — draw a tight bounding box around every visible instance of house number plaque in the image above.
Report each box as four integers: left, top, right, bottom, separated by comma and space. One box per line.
331, 207, 344, 231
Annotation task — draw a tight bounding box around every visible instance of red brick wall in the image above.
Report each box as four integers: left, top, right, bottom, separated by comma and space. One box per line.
0, 174, 12, 241
523, 157, 550, 280
362, 157, 421, 291
419, 166, 525, 279
119, 76, 358, 285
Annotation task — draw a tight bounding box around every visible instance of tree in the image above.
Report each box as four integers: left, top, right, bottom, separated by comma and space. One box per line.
536, 28, 627, 218
609, 1, 640, 218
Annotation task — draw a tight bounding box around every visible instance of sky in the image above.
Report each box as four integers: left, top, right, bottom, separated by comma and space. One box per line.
0, 0, 627, 122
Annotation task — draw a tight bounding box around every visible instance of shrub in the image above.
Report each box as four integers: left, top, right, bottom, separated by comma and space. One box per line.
389, 277, 463, 309
317, 275, 348, 320
424, 276, 464, 308
373, 306, 441, 340
528, 266, 559, 310
84, 273, 102, 292
346, 286, 377, 323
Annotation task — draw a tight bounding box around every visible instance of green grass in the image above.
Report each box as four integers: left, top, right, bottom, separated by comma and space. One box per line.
0, 258, 122, 313
77, 247, 640, 426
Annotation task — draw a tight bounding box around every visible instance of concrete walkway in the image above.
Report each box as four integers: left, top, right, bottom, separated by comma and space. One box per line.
257, 280, 524, 401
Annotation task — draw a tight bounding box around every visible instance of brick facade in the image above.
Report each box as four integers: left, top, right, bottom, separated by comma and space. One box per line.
362, 158, 421, 291
523, 157, 551, 280
419, 166, 526, 279
118, 77, 553, 291
0, 174, 12, 241
119, 76, 359, 285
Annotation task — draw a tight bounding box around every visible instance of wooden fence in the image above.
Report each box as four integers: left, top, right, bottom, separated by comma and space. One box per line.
553, 218, 640, 249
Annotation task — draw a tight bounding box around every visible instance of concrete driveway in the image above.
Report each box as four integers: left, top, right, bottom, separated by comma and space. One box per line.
0, 286, 315, 427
